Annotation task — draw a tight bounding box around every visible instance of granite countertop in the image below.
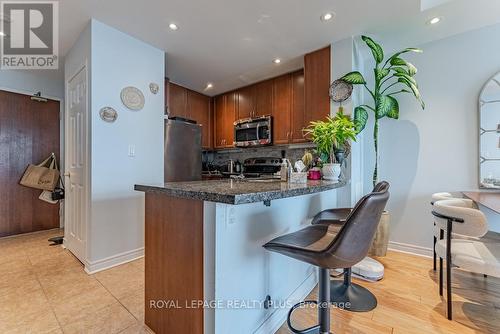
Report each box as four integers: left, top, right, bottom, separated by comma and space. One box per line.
135, 179, 347, 205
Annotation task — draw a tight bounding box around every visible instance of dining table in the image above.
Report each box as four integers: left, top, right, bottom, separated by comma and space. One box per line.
462, 191, 500, 214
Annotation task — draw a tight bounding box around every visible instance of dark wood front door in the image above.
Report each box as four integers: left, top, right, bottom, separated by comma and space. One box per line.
0, 90, 60, 237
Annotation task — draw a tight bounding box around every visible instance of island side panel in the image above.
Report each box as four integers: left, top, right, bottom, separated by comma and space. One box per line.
144, 193, 204, 334
213, 190, 338, 333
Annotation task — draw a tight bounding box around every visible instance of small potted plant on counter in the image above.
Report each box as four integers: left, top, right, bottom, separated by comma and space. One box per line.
303, 111, 357, 181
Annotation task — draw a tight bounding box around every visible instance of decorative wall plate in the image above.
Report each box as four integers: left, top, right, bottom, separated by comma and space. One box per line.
149, 82, 159, 95
121, 86, 145, 111
99, 107, 118, 123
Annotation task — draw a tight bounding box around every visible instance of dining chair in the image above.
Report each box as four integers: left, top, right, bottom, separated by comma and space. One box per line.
432, 198, 500, 320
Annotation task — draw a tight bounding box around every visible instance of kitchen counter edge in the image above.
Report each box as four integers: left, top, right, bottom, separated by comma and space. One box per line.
134, 179, 347, 205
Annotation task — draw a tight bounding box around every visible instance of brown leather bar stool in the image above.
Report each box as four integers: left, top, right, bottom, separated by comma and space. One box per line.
310, 181, 390, 312
263, 184, 389, 333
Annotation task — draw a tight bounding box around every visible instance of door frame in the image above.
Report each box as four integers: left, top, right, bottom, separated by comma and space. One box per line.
64, 61, 91, 264
0, 85, 65, 229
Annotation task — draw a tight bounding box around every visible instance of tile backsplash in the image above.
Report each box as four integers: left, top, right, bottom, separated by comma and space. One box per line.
203, 144, 315, 171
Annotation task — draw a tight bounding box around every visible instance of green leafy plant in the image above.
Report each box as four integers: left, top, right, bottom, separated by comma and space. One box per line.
340, 35, 425, 187
303, 111, 357, 164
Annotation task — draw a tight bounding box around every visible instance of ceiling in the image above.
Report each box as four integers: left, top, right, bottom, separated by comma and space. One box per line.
47, 0, 500, 95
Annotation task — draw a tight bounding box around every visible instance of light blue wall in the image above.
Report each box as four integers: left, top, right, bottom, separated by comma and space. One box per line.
89, 20, 164, 262
361, 23, 500, 252
330, 37, 367, 207
0, 68, 64, 99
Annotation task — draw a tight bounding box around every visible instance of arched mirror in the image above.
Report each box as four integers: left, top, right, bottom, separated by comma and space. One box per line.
479, 72, 500, 188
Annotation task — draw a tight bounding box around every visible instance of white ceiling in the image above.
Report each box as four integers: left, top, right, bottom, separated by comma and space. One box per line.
53, 0, 500, 95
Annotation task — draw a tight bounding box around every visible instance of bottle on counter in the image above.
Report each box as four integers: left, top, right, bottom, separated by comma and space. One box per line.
235, 160, 242, 174
280, 158, 289, 182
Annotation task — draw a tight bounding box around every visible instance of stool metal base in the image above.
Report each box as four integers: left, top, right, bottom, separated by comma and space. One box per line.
287, 301, 320, 334
287, 268, 332, 334
330, 268, 377, 312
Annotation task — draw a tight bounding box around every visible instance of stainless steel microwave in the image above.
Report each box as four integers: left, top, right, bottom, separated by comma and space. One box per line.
234, 116, 272, 147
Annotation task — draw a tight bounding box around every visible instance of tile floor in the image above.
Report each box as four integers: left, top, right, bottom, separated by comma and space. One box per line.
0, 228, 149, 334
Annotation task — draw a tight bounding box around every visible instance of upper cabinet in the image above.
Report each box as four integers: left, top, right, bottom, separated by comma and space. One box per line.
290, 70, 306, 143
168, 82, 188, 118
214, 92, 237, 149
272, 74, 292, 145
254, 79, 273, 117
237, 85, 256, 119
170, 45, 331, 151
166, 81, 212, 149
304, 45, 331, 125
188, 90, 212, 149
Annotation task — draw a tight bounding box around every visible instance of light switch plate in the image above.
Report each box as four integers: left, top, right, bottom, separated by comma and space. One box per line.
128, 145, 135, 157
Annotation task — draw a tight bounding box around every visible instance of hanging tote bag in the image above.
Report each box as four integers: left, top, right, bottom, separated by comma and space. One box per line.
38, 158, 64, 204
20, 153, 60, 191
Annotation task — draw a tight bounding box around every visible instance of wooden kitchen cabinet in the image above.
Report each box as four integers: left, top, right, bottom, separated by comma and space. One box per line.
272, 73, 292, 145
236, 79, 273, 120
202, 45, 330, 150
188, 90, 212, 149
214, 92, 237, 149
214, 95, 226, 149
304, 45, 331, 124
290, 70, 306, 143
254, 79, 273, 117
167, 81, 212, 149
168, 82, 188, 118
237, 85, 255, 120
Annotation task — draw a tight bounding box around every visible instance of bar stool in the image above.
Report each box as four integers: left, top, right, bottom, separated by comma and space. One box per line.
263, 184, 389, 333
309, 181, 389, 312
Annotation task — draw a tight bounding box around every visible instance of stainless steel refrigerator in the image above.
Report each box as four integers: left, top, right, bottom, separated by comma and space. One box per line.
164, 118, 202, 182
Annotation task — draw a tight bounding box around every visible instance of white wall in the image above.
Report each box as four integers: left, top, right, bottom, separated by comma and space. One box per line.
361, 23, 500, 253
88, 19, 165, 265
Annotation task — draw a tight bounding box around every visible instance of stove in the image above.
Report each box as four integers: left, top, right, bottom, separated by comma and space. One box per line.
242, 157, 281, 178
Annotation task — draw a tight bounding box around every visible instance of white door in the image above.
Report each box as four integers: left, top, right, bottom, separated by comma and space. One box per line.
64, 65, 88, 263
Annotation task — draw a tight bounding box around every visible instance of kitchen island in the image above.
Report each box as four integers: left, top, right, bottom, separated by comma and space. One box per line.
135, 179, 346, 334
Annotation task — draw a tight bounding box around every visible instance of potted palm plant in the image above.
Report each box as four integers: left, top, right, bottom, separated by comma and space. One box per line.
340, 35, 425, 187
339, 35, 425, 256
304, 111, 357, 181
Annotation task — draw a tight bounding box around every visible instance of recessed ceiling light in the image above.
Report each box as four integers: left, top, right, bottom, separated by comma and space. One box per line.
0, 31, 5, 37
428, 17, 441, 25
321, 12, 335, 22
205, 83, 213, 90
168, 23, 179, 31
273, 58, 281, 64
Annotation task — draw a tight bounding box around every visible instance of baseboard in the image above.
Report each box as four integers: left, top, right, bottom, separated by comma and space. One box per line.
84, 247, 144, 274
254, 270, 318, 334
388, 241, 432, 258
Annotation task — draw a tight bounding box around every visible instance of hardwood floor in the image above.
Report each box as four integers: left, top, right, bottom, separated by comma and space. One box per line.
278, 251, 500, 334
1, 229, 499, 333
